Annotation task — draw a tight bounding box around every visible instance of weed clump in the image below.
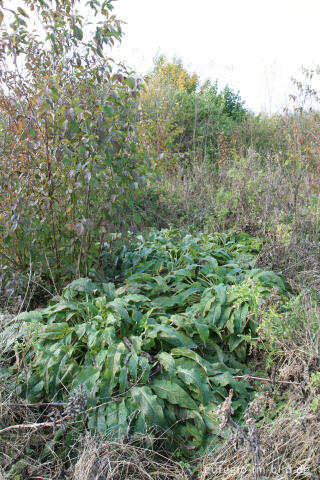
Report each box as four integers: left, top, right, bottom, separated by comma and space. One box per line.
1, 229, 288, 457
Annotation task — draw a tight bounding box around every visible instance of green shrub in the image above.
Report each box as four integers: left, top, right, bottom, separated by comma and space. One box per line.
2, 229, 288, 454
0, 0, 151, 300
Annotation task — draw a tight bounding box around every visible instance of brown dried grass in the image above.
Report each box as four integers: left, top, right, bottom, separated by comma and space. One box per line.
72, 435, 190, 480
199, 291, 320, 480
199, 400, 320, 480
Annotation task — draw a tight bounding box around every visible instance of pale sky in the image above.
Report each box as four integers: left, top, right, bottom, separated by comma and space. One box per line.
4, 0, 320, 112
112, 0, 320, 113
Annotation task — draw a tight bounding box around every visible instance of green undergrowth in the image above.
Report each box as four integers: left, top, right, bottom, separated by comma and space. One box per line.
1, 229, 289, 455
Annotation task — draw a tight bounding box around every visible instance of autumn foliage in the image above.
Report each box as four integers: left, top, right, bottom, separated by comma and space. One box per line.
0, 0, 149, 293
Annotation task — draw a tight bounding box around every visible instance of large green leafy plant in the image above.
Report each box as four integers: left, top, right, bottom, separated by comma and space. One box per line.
0, 0, 147, 291
2, 230, 288, 453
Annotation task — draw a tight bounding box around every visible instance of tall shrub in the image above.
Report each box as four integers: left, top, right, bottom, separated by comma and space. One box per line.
0, 0, 148, 292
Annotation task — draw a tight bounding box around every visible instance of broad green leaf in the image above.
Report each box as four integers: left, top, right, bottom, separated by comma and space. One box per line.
106, 402, 119, 437
201, 404, 220, 430
28, 380, 44, 398
102, 343, 126, 396
157, 352, 176, 378
228, 334, 244, 352
195, 322, 209, 343
102, 283, 116, 300
211, 372, 234, 387
212, 303, 222, 324
41, 323, 71, 340
95, 350, 107, 368
87, 327, 100, 348
151, 379, 197, 410
251, 270, 286, 292
17, 7, 29, 18
66, 277, 99, 294
118, 400, 128, 436
97, 406, 107, 433
127, 273, 155, 284
107, 299, 130, 324
119, 367, 128, 393
41, 302, 83, 315
124, 294, 150, 303
127, 352, 138, 380
203, 295, 216, 314
171, 348, 207, 374
130, 386, 165, 426
15, 311, 43, 322
139, 356, 150, 383
102, 326, 116, 344
217, 306, 232, 328
73, 25, 83, 40
134, 412, 146, 434
226, 313, 235, 334
177, 366, 210, 405
214, 284, 227, 304
76, 366, 100, 392
126, 77, 136, 89
156, 325, 196, 348
129, 335, 143, 353
173, 268, 193, 278
103, 105, 113, 117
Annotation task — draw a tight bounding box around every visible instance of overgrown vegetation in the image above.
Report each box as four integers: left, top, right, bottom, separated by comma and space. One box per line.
0, 0, 150, 305
0, 0, 320, 479
138, 55, 246, 167
1, 230, 288, 454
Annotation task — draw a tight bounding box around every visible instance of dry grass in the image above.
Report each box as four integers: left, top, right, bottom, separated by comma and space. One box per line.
199, 400, 320, 480
0, 399, 68, 479
159, 150, 320, 251
72, 435, 190, 480
256, 238, 320, 291
158, 160, 216, 230
0, 467, 8, 480
156, 150, 320, 298
198, 288, 320, 480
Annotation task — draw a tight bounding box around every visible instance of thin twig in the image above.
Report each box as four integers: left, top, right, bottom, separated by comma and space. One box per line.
44, 252, 59, 296
0, 414, 71, 435
1, 402, 68, 408
234, 375, 301, 386
17, 255, 32, 315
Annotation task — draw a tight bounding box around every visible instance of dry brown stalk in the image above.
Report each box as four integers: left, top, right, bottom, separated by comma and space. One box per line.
73, 435, 190, 480
233, 374, 301, 385
0, 414, 71, 435
1, 402, 68, 408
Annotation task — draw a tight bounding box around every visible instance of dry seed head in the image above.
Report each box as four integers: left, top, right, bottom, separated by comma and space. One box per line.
215, 389, 234, 430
